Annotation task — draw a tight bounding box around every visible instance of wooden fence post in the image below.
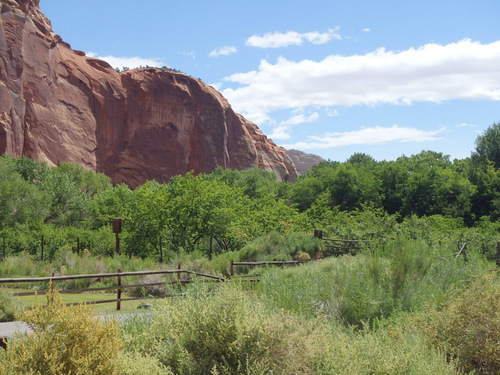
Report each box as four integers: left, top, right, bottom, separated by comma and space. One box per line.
230, 260, 234, 277
209, 237, 213, 261
41, 235, 44, 261
497, 242, 500, 267
177, 263, 181, 283
314, 230, 323, 239
112, 219, 122, 256
76, 237, 80, 256
116, 269, 122, 311
159, 236, 163, 263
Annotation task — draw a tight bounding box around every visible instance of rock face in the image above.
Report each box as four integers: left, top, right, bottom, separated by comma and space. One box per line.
286, 149, 325, 175
0, 0, 297, 187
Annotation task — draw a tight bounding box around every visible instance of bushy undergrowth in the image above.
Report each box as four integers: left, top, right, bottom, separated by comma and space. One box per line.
119, 282, 457, 375
255, 239, 489, 327
0, 228, 497, 374
0, 289, 17, 322
0, 291, 122, 375
2, 258, 494, 374
238, 231, 323, 262
124, 284, 320, 374
421, 274, 500, 374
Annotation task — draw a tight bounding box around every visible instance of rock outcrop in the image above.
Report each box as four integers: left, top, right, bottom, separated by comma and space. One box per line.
0, 0, 297, 187
286, 149, 325, 175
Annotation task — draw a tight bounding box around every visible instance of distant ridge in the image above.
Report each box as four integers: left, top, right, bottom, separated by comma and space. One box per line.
286, 149, 326, 175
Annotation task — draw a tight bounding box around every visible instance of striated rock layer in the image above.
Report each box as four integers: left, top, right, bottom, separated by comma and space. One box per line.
0, 0, 297, 187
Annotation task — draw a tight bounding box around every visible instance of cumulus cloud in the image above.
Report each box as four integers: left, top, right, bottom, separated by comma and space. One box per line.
281, 112, 319, 126
246, 27, 341, 48
281, 125, 446, 150
209, 46, 237, 58
86, 52, 164, 69
222, 39, 500, 124
269, 112, 319, 140
269, 126, 292, 140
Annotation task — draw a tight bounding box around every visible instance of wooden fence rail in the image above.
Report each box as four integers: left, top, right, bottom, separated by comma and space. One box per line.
0, 266, 225, 311
230, 260, 306, 277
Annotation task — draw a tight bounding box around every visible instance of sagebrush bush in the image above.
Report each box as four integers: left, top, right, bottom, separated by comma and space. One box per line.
421, 274, 500, 374
135, 283, 321, 375
120, 282, 457, 375
0, 289, 17, 322
0, 290, 121, 375
117, 351, 174, 375
314, 321, 457, 375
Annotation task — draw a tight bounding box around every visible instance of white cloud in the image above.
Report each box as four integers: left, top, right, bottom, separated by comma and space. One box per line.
269, 112, 319, 140
456, 122, 476, 128
269, 126, 291, 140
281, 125, 445, 150
209, 82, 223, 91
209, 46, 237, 58
86, 52, 164, 69
183, 50, 196, 59
362, 28, 371, 32
222, 39, 500, 125
246, 27, 341, 48
281, 112, 319, 126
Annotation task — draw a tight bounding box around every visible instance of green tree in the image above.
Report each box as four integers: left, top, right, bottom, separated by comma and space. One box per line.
472, 121, 500, 169
125, 180, 169, 258
0, 157, 47, 230
89, 183, 134, 229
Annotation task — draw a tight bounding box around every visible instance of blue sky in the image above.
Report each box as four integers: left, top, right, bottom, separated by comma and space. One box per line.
39, 0, 500, 162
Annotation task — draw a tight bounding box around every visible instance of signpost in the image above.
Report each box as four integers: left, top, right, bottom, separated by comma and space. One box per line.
112, 218, 122, 255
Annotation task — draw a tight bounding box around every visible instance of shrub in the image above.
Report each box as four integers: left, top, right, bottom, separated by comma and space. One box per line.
315, 321, 457, 375
117, 352, 174, 375
120, 282, 457, 375
136, 283, 321, 375
0, 290, 121, 375
238, 231, 322, 262
421, 274, 500, 374
0, 289, 17, 322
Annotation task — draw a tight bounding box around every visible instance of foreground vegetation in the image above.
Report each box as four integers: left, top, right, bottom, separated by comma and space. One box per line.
1, 250, 498, 374
1, 234, 499, 374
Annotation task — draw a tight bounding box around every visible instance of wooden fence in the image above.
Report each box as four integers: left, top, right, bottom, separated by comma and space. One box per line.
313, 229, 390, 256
0, 265, 224, 311
229, 260, 306, 278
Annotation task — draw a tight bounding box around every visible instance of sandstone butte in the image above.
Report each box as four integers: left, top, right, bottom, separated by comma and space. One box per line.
0, 0, 297, 187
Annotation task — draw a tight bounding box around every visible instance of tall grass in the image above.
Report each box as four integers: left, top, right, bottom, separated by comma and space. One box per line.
255, 239, 489, 327
0, 249, 165, 290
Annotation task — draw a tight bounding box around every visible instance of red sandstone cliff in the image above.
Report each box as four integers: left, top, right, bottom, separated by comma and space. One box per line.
0, 0, 297, 187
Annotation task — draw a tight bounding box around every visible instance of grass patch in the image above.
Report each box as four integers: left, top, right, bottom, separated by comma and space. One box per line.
1, 287, 147, 316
